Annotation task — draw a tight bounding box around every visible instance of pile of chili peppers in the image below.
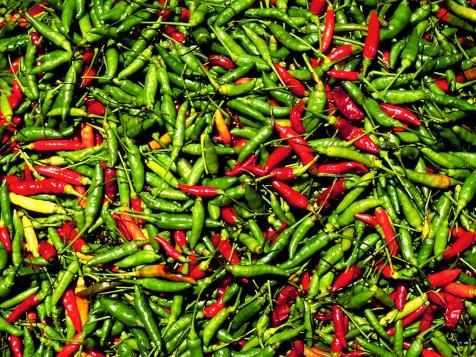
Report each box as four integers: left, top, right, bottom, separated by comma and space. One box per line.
0, 0, 476, 356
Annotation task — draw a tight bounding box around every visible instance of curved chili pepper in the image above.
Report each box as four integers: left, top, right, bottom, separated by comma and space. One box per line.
354, 213, 379, 227
274, 123, 317, 171
380, 104, 421, 126
327, 70, 359, 81
428, 269, 461, 288
174, 230, 188, 249
62, 289, 82, 333
386, 305, 427, 336
8, 179, 77, 196
363, 11, 380, 65
315, 179, 347, 209
321, 8, 335, 53
331, 264, 363, 293
154, 236, 187, 262
212, 233, 240, 264
7, 295, 40, 323
26, 140, 86, 151
225, 155, 256, 176
9, 335, 22, 357
333, 118, 380, 154
271, 180, 309, 209
331, 87, 364, 121
0, 226, 12, 253
332, 305, 347, 350
263, 146, 293, 173
375, 208, 398, 256
274, 64, 306, 97
443, 227, 475, 259
203, 297, 225, 318
38, 241, 56, 261
327, 44, 357, 63
58, 222, 89, 253
393, 284, 408, 311
208, 55, 236, 70
317, 161, 368, 174
290, 100, 306, 134
178, 184, 218, 197
221, 205, 239, 225
309, 0, 326, 16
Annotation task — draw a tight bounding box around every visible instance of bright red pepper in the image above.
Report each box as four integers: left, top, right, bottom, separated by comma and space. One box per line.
62, 289, 82, 333
327, 44, 357, 63
442, 292, 464, 329
443, 282, 476, 299
375, 208, 398, 256
428, 269, 461, 288
34, 165, 91, 185
331, 264, 363, 293
57, 334, 81, 357
321, 9, 335, 53
419, 305, 436, 332
271, 180, 309, 209
58, 222, 88, 253
355, 213, 380, 228
288, 340, 304, 357
81, 67, 96, 86
0, 226, 12, 253
203, 297, 225, 318
315, 179, 347, 209
380, 104, 421, 126
327, 70, 360, 81
363, 11, 380, 64
225, 155, 257, 176
431, 77, 449, 92
220, 205, 239, 225
38, 240, 57, 261
386, 305, 427, 336
7, 295, 40, 323
263, 146, 293, 173
309, 0, 326, 16
23, 164, 33, 181
104, 168, 117, 200
443, 227, 475, 259
82, 48, 94, 64
9, 335, 22, 357
393, 284, 408, 311
274, 64, 306, 97
154, 236, 186, 262
333, 117, 380, 154
332, 305, 347, 351
317, 161, 368, 174
208, 54, 236, 70
86, 98, 106, 116
274, 124, 317, 171
27, 140, 86, 151
290, 100, 307, 134
212, 233, 241, 264
173, 230, 187, 249
330, 87, 364, 121
178, 184, 218, 197
8, 179, 77, 196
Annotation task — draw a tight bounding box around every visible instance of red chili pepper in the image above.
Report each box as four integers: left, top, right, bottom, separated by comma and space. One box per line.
82, 48, 94, 64
443, 227, 475, 259
426, 291, 446, 308
315, 179, 347, 209
34, 165, 91, 185
363, 11, 380, 64
271, 303, 291, 326
8, 58, 20, 74
30, 32, 41, 46
419, 305, 436, 332
386, 305, 427, 336
86, 98, 106, 116
179, 7, 190, 21
442, 292, 464, 329
0, 226, 12, 253
220, 205, 239, 225
263, 146, 293, 173
57, 334, 81, 357
189, 261, 208, 280
9, 335, 22, 357
309, 0, 326, 16
315, 311, 332, 321
330, 87, 364, 121
203, 297, 225, 318
208, 54, 236, 70
331, 264, 363, 293
38, 240, 57, 261
154, 236, 186, 262
431, 77, 449, 92
174, 230, 187, 249
290, 100, 307, 134
332, 305, 347, 350
245, 165, 267, 176
114, 215, 134, 241
301, 271, 311, 292
104, 168, 117, 200
217, 275, 233, 297
271, 180, 309, 209
8, 80, 24, 110
321, 8, 335, 53
7, 295, 40, 323
8, 179, 78, 196
327, 70, 360, 81
274, 124, 317, 170
27, 140, 86, 151
225, 155, 257, 176
62, 289, 82, 333
375, 208, 398, 256
333, 117, 380, 154
317, 161, 368, 174
376, 261, 395, 279
130, 196, 143, 224
58, 222, 88, 253
380, 104, 422, 126
170, 31, 186, 44
81, 67, 96, 86
287, 340, 304, 357
212, 233, 241, 264
276, 286, 300, 305
121, 218, 147, 241
393, 284, 408, 311
81, 123, 95, 148
274, 64, 306, 97
428, 269, 461, 288
178, 184, 218, 197
327, 45, 356, 63
443, 282, 476, 299
23, 164, 33, 181
354, 213, 379, 227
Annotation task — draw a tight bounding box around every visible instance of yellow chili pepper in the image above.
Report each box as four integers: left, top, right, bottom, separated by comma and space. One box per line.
9, 193, 67, 214
214, 109, 232, 145
22, 216, 39, 257
74, 277, 89, 326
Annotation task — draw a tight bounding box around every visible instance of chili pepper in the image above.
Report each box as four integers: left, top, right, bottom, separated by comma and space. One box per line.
8, 179, 78, 196
154, 236, 188, 262
327, 70, 360, 81
380, 104, 421, 126
332, 117, 379, 154
443, 228, 475, 259
25, 140, 86, 151
274, 64, 306, 97
271, 180, 309, 209
290, 100, 306, 134
274, 123, 317, 171
443, 282, 476, 299
363, 11, 379, 70
317, 161, 368, 175
62, 289, 82, 333
331, 265, 363, 293
321, 8, 335, 53
331, 87, 365, 121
